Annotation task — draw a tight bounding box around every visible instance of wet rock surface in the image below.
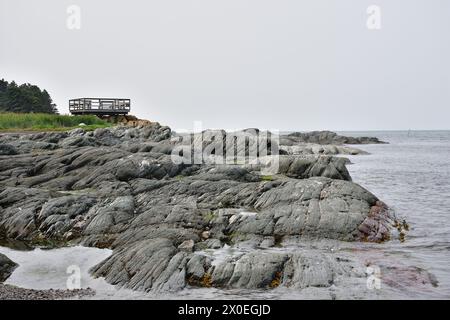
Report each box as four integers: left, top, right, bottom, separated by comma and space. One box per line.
0, 253, 17, 282
0, 125, 412, 295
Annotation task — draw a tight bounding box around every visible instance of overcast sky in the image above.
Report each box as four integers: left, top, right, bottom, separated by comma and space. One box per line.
1, 0, 449, 131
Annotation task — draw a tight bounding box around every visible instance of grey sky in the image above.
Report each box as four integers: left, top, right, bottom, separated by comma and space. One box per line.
1, 0, 449, 131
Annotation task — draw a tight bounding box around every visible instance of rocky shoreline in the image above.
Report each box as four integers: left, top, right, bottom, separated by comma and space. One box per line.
0, 124, 410, 298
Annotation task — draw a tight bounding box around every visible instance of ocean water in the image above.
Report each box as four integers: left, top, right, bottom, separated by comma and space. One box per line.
1, 131, 449, 299
341, 130, 450, 299
0, 246, 113, 290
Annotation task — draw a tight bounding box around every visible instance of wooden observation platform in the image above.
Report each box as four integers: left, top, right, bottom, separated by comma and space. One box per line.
69, 98, 130, 116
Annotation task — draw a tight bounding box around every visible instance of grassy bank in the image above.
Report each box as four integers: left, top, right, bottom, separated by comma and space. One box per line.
0, 112, 111, 131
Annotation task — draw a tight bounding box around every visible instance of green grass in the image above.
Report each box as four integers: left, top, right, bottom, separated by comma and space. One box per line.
0, 112, 111, 131
203, 211, 217, 223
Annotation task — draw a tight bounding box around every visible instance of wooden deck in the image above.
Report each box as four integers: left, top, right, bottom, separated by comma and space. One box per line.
69, 98, 130, 116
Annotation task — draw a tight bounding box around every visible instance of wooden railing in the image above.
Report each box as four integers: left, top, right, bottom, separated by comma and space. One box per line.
69, 98, 130, 114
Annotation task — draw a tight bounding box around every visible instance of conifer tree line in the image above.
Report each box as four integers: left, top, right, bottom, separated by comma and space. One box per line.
0, 78, 58, 114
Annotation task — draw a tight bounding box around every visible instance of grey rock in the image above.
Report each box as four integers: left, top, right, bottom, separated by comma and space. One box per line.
281, 131, 386, 145
178, 239, 195, 252
281, 144, 368, 156
37, 195, 98, 239
258, 155, 352, 181
0, 143, 17, 155
0, 253, 17, 282
211, 252, 288, 288
84, 196, 135, 235
0, 125, 405, 293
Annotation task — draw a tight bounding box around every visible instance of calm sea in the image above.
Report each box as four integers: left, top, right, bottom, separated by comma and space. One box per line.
340, 130, 450, 299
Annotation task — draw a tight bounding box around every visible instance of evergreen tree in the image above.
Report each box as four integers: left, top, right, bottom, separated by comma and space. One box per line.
0, 78, 59, 114
0, 79, 7, 93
